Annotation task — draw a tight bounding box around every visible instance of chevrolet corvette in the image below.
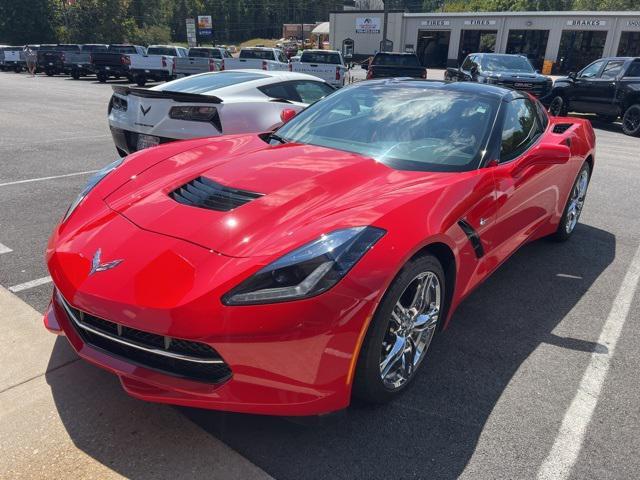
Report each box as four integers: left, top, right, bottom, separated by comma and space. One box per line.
44, 80, 595, 416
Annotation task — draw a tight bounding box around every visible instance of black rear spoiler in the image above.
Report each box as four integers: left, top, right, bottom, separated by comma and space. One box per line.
111, 86, 222, 103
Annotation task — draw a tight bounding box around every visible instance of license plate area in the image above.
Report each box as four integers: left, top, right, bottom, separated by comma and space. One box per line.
136, 134, 160, 151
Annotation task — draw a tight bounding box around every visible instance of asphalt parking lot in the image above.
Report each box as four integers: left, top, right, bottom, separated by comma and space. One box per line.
1, 71, 639, 480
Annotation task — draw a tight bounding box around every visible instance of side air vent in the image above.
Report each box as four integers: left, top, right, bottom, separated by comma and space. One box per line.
170, 176, 263, 212
553, 123, 574, 134
458, 219, 485, 259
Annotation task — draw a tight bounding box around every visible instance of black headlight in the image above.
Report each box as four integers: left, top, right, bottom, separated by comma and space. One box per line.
223, 226, 386, 305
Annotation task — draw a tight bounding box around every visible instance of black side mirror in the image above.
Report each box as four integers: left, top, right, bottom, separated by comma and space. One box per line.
470, 65, 478, 76
568, 71, 577, 80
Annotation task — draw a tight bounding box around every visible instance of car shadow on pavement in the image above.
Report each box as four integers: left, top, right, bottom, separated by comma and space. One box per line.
45, 224, 615, 480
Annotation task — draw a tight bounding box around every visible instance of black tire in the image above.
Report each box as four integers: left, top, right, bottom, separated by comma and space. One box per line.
353, 254, 445, 404
114, 73, 121, 79
552, 162, 591, 242
14, 65, 22, 73
97, 71, 107, 83
71, 69, 80, 80
596, 114, 617, 123
548, 95, 568, 117
622, 104, 640, 136
135, 75, 146, 87
45, 68, 54, 76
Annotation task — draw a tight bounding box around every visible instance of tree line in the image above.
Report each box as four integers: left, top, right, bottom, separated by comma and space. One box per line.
0, 0, 637, 46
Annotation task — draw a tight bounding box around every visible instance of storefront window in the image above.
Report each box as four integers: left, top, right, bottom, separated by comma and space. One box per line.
506, 30, 549, 70
556, 30, 607, 74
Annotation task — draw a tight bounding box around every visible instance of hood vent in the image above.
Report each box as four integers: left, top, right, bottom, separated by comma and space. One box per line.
553, 123, 574, 134
170, 176, 263, 212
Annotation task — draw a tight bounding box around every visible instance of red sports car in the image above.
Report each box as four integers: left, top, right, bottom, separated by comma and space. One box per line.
44, 80, 595, 416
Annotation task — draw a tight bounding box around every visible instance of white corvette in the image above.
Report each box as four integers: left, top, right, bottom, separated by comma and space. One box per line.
108, 70, 335, 156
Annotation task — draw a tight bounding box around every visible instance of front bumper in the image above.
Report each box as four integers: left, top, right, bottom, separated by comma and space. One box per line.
45, 282, 374, 415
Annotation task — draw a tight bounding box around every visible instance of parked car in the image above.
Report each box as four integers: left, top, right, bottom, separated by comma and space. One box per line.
0, 46, 24, 72
91, 44, 146, 83
445, 53, 552, 98
546, 56, 640, 136
37, 44, 81, 76
128, 44, 189, 86
222, 47, 289, 71
108, 70, 335, 156
174, 47, 232, 77
64, 44, 108, 79
45, 80, 595, 415
290, 49, 347, 88
364, 52, 427, 79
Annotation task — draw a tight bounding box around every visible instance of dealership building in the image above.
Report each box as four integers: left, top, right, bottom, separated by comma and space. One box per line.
329, 10, 640, 73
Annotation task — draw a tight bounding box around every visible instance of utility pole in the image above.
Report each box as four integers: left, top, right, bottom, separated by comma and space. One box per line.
381, 0, 388, 52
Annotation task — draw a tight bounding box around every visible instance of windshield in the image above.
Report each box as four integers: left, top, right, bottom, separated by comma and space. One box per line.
147, 47, 176, 56
481, 55, 534, 73
372, 54, 420, 66
189, 48, 221, 58
240, 49, 276, 60
301, 52, 342, 64
157, 71, 268, 94
276, 84, 497, 172
109, 46, 136, 54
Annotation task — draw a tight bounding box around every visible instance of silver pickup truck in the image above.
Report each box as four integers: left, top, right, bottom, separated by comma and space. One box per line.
174, 47, 232, 76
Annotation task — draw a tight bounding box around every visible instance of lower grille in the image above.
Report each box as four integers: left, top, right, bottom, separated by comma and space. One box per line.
58, 293, 231, 384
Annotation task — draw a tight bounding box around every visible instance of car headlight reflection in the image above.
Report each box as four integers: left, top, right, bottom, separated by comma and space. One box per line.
223, 226, 386, 305
62, 158, 124, 223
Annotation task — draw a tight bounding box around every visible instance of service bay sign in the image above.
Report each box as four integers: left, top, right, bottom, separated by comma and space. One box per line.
186, 18, 197, 47
356, 17, 381, 34
198, 15, 213, 37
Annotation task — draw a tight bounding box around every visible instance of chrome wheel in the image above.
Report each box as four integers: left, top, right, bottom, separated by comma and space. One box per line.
565, 169, 589, 234
379, 271, 441, 389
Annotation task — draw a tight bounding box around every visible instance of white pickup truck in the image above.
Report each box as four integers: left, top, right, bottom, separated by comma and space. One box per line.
222, 47, 289, 71
174, 47, 232, 77
128, 45, 189, 86
290, 49, 347, 88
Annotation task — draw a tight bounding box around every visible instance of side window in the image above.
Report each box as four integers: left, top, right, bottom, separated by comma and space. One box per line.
601, 60, 625, 79
624, 61, 640, 78
292, 81, 334, 104
259, 82, 297, 102
500, 99, 542, 162
579, 60, 605, 79
461, 55, 474, 70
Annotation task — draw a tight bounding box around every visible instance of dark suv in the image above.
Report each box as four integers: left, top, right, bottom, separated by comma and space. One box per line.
445, 53, 552, 98
545, 57, 640, 136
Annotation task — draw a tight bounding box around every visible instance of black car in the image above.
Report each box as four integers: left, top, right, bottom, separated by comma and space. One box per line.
445, 53, 552, 98
364, 52, 427, 80
545, 57, 640, 136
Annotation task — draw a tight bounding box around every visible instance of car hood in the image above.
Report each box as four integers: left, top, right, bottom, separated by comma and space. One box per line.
102, 134, 449, 258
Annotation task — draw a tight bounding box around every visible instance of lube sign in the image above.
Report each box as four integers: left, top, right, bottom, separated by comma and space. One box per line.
356, 17, 381, 34
463, 19, 497, 26
566, 19, 606, 27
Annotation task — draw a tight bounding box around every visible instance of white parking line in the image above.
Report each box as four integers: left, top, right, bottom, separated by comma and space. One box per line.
0, 243, 12, 255
537, 243, 640, 480
0, 170, 99, 188
8, 276, 52, 293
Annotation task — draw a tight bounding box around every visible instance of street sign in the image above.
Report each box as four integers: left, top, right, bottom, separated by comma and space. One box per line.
198, 15, 213, 38
186, 18, 197, 47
